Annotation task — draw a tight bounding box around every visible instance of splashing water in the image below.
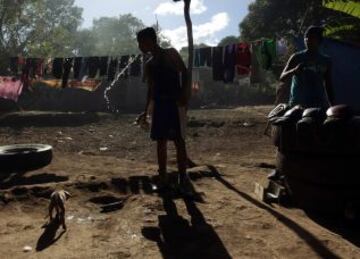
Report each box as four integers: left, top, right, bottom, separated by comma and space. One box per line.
103, 55, 141, 113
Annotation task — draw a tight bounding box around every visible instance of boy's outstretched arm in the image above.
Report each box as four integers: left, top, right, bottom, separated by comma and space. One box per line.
280, 54, 302, 82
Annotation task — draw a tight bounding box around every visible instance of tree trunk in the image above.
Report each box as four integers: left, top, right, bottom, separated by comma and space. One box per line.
184, 0, 193, 100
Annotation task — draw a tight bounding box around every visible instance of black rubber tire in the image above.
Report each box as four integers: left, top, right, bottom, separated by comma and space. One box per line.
277, 151, 360, 185
286, 176, 348, 214
0, 144, 52, 172
277, 151, 360, 214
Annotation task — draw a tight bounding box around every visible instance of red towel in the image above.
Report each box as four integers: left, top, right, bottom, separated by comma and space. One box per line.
0, 77, 23, 102
236, 43, 251, 75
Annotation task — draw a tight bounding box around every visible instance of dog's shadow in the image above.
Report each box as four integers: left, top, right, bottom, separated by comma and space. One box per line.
36, 218, 65, 251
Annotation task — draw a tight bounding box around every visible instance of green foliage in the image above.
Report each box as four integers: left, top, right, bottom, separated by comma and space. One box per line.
0, 0, 83, 57
73, 15, 171, 57
0, 0, 173, 72
322, 0, 360, 42
323, 0, 360, 18
324, 17, 360, 41
239, 0, 360, 43
76, 14, 145, 56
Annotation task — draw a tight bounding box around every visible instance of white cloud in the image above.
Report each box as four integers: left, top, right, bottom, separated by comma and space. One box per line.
161, 12, 230, 50
154, 0, 207, 16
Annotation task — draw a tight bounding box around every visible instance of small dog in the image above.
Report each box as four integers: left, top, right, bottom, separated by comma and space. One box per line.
48, 190, 71, 230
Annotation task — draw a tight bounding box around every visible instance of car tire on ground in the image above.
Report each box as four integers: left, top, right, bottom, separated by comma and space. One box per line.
0, 144, 52, 172
277, 151, 360, 214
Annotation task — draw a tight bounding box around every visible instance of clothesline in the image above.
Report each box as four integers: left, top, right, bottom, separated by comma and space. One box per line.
7, 54, 146, 89
5, 37, 288, 93
192, 38, 287, 84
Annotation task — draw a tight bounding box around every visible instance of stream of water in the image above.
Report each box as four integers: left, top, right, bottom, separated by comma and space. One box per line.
103, 55, 141, 113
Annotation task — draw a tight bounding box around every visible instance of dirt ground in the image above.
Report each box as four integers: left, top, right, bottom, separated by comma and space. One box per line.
0, 106, 359, 259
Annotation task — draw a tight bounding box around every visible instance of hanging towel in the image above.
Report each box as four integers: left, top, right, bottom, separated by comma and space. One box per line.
200, 47, 212, 67
250, 42, 266, 85
194, 48, 201, 67
62, 58, 73, 88
73, 57, 82, 79
9, 57, 18, 76
194, 48, 212, 67
260, 39, 277, 70
30, 58, 39, 78
108, 57, 118, 81
34, 58, 45, 78
52, 58, 63, 79
21, 59, 31, 89
236, 43, 251, 75
88, 56, 100, 78
212, 47, 225, 81
224, 44, 237, 83
78, 57, 89, 81
99, 56, 109, 76
0, 77, 23, 102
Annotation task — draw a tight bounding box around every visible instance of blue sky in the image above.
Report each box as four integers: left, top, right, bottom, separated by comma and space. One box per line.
74, 0, 254, 49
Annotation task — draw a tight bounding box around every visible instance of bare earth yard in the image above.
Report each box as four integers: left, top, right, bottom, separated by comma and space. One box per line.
0, 106, 359, 259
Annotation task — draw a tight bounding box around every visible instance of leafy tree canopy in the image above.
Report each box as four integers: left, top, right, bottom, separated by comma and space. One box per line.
239, 0, 360, 43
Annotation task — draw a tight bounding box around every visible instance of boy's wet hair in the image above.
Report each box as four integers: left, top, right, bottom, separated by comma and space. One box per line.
304, 26, 324, 42
137, 27, 157, 43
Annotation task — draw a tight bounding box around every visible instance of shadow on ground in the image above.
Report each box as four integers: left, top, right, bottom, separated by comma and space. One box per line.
207, 165, 343, 259
306, 212, 360, 248
142, 179, 232, 259
0, 111, 102, 128
0, 172, 68, 190
36, 218, 66, 251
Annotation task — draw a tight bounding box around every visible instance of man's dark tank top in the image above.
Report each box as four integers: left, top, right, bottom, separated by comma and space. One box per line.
148, 49, 181, 101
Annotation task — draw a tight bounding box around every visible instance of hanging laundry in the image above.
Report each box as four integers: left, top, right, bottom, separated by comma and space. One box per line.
276, 38, 288, 57
52, 58, 63, 79
78, 57, 89, 81
43, 58, 52, 76
30, 58, 39, 78
88, 56, 100, 78
99, 56, 109, 76
9, 57, 18, 75
108, 57, 118, 81
35, 58, 45, 78
119, 55, 130, 78
0, 77, 23, 102
224, 44, 237, 83
192, 68, 201, 95
260, 39, 277, 70
236, 43, 251, 75
194, 47, 212, 67
73, 57, 82, 79
130, 55, 142, 77
21, 59, 31, 90
200, 47, 212, 67
62, 58, 73, 88
194, 48, 201, 67
212, 47, 225, 81
250, 42, 266, 85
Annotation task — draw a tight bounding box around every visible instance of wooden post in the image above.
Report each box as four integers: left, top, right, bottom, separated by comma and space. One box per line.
184, 0, 193, 100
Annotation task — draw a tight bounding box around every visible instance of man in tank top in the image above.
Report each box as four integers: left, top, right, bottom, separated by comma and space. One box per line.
280, 26, 334, 108
137, 27, 191, 189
